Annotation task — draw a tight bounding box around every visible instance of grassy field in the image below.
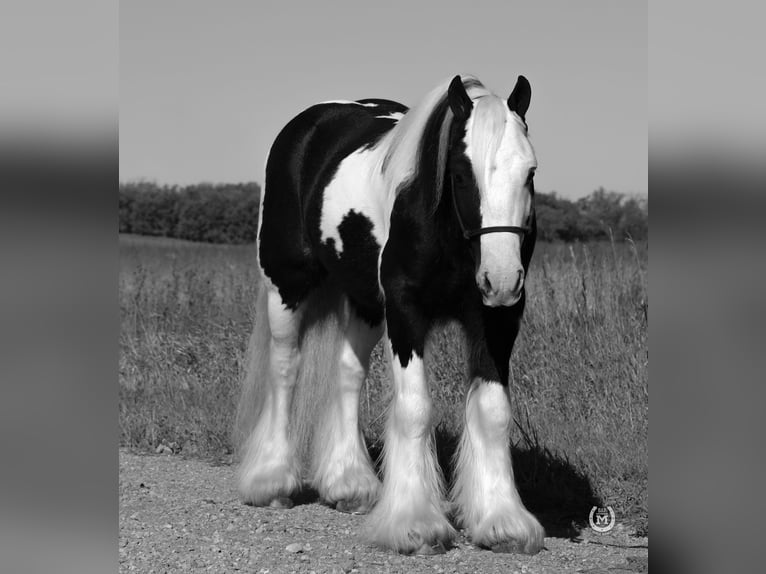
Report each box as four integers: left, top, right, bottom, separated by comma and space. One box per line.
119, 233, 648, 534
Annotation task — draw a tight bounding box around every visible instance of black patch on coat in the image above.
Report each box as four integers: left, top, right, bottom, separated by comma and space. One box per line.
320, 210, 385, 326
460, 296, 525, 385
446, 119, 482, 261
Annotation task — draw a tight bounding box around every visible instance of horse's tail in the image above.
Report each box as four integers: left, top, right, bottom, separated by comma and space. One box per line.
232, 278, 272, 457
290, 279, 347, 471
233, 275, 347, 475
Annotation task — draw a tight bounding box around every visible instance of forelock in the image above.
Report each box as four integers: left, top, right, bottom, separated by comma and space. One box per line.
465, 95, 509, 187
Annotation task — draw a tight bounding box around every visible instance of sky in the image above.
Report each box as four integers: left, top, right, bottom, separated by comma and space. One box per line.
120, 1, 646, 199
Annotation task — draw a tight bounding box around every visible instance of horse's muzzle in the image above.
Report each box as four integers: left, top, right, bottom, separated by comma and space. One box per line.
477, 267, 524, 307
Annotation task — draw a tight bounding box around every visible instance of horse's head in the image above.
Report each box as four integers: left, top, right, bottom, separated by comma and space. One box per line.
447, 75, 536, 307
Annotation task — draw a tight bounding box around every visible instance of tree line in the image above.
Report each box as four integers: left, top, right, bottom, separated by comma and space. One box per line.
535, 187, 647, 242
119, 181, 647, 244
119, 181, 260, 244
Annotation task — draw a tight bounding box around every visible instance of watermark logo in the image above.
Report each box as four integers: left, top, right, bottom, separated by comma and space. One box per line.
589, 506, 616, 533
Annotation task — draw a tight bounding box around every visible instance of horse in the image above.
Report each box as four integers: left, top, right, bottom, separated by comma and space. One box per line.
234, 74, 544, 555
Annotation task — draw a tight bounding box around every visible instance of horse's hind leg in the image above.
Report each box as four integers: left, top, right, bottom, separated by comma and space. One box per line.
311, 303, 382, 514
238, 285, 303, 508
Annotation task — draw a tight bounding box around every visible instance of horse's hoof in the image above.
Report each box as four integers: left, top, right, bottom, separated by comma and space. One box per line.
336, 499, 373, 515
268, 497, 294, 509
413, 541, 447, 555
489, 540, 539, 555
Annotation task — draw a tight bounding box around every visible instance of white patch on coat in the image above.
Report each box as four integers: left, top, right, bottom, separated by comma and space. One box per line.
319, 147, 394, 257
376, 112, 404, 121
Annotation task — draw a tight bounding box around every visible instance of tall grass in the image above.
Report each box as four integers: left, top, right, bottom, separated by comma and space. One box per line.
119, 234, 647, 531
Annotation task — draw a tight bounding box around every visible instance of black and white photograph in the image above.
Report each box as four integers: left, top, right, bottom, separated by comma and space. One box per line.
119, 2, 647, 572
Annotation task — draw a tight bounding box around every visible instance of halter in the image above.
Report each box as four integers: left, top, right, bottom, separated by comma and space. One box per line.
450, 175, 532, 241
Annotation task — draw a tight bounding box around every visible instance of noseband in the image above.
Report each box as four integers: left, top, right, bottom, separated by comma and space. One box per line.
450, 175, 532, 241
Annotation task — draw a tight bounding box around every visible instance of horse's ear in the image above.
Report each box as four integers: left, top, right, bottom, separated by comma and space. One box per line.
507, 75, 531, 121
448, 75, 473, 121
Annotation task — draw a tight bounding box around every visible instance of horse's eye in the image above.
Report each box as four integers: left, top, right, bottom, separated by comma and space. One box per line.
527, 169, 536, 184
453, 173, 465, 187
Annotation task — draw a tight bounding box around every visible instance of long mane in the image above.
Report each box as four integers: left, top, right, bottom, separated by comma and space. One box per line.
381, 75, 490, 212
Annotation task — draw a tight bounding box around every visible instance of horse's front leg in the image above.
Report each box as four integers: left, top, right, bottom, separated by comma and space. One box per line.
366, 287, 455, 554
453, 302, 545, 554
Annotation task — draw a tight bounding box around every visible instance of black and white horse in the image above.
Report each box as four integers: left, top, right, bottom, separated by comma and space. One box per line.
234, 75, 543, 555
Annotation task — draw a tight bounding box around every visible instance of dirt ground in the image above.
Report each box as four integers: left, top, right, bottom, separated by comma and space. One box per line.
119, 450, 648, 573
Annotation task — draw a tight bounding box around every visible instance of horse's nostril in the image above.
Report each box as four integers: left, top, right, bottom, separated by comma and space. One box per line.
481, 271, 493, 294
516, 269, 524, 288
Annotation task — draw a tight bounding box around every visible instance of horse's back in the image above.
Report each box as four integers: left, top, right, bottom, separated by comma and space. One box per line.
260, 99, 406, 317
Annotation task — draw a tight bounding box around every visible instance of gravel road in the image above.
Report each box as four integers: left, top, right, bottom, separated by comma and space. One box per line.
119, 449, 647, 573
